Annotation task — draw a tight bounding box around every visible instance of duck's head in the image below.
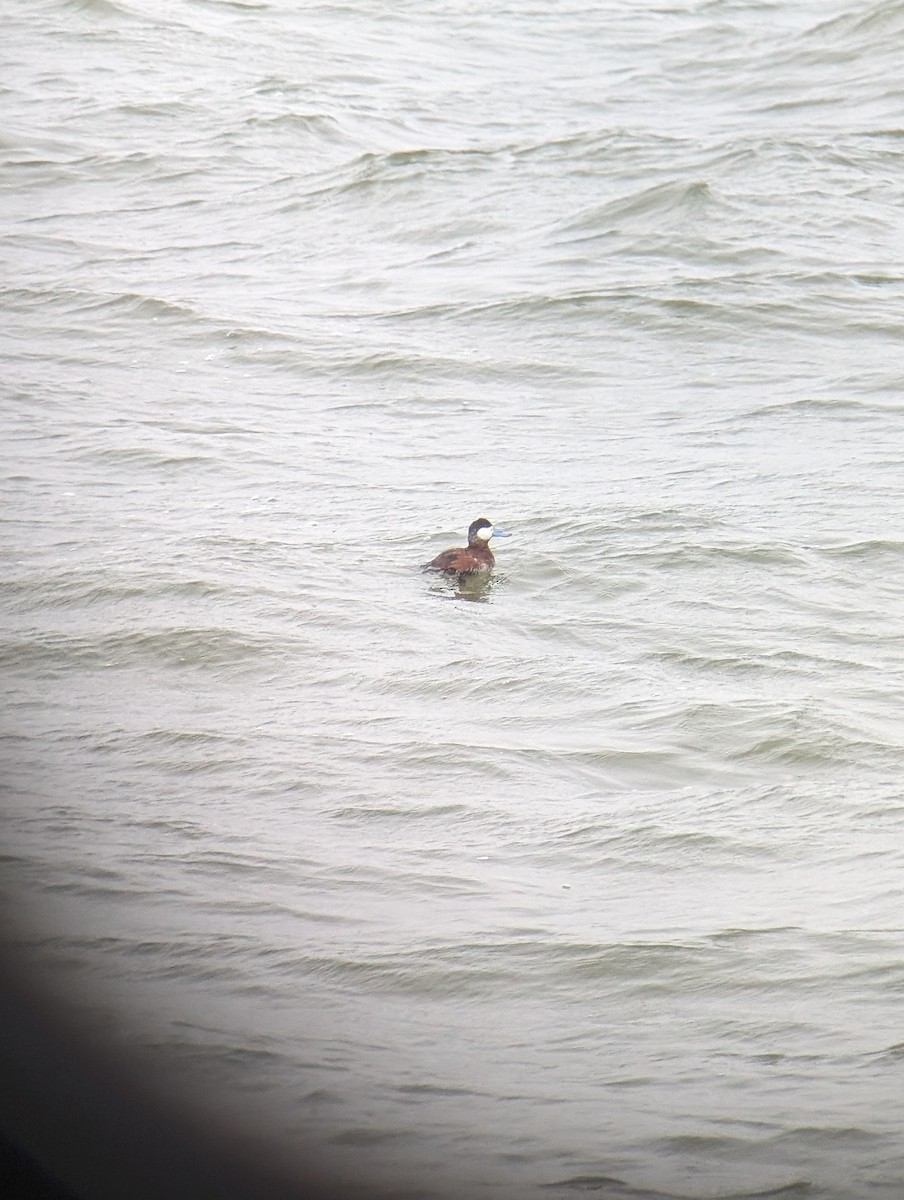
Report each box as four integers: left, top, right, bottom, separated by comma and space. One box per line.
467, 517, 510, 545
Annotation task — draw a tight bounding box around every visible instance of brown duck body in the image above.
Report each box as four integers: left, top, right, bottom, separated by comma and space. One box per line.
425, 542, 496, 575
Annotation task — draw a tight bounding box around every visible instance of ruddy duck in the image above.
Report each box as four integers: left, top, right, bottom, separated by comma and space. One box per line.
423, 517, 510, 575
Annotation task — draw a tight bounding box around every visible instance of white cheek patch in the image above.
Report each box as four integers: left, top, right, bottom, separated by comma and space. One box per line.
476, 525, 494, 541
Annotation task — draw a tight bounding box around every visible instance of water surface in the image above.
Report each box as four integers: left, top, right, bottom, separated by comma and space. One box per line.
3, 1, 904, 1197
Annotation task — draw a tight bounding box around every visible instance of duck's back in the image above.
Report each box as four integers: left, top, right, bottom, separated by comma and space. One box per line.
425, 544, 494, 574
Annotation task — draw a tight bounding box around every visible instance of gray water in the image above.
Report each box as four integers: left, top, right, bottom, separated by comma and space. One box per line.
3, 0, 904, 1196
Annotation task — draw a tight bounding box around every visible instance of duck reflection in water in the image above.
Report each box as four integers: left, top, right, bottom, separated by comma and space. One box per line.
422, 517, 510, 600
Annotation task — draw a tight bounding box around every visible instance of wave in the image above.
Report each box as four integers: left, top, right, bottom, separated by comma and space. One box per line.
0, 573, 230, 613
56, 0, 142, 17
728, 396, 900, 423
555, 180, 717, 238
0, 626, 288, 670
806, 0, 904, 50
4, 285, 203, 324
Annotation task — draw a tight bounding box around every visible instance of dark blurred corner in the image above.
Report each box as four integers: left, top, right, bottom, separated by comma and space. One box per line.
0, 950, 353, 1200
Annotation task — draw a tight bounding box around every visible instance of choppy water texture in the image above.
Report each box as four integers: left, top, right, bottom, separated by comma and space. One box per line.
3, 1, 904, 1196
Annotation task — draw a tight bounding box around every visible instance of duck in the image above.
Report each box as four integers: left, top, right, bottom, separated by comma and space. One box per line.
423, 517, 510, 575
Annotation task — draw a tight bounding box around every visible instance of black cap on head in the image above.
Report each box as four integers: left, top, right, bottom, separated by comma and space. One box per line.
467, 517, 493, 542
